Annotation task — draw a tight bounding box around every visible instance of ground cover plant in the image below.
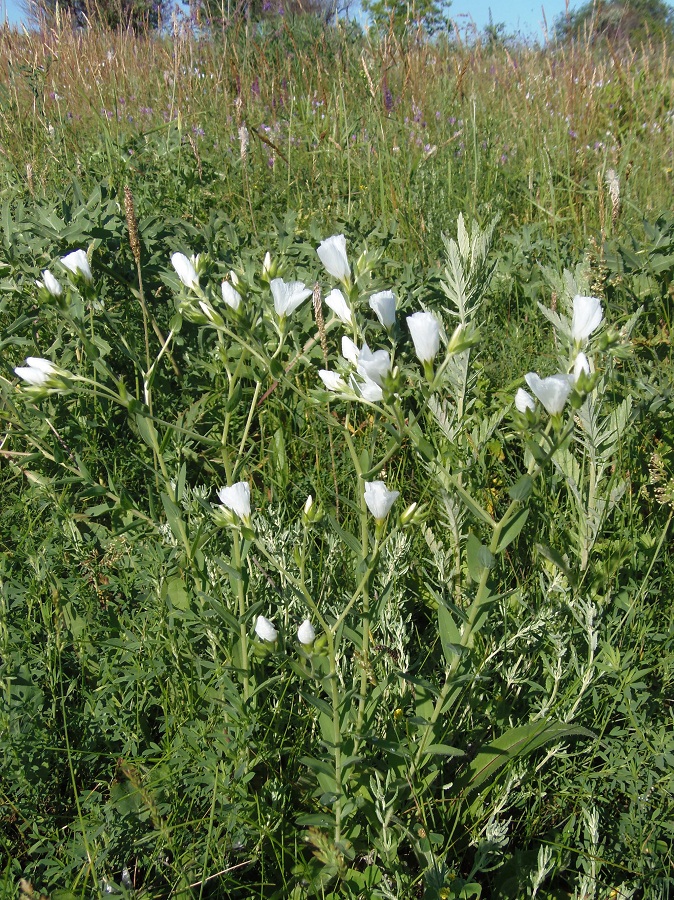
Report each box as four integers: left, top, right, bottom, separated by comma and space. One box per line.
0, 12, 673, 900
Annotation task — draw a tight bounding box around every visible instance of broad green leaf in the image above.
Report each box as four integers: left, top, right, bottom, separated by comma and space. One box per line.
422, 744, 465, 757
466, 532, 494, 581
495, 507, 529, 554
438, 602, 464, 665
507, 474, 533, 501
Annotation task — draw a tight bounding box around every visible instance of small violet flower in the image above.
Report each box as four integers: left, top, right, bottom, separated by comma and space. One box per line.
524, 372, 573, 416
324, 288, 353, 325
317, 234, 350, 281
270, 278, 312, 318
571, 295, 603, 343
217, 481, 251, 520
61, 249, 93, 284
364, 480, 400, 522
255, 615, 278, 642
171, 252, 199, 290
369, 290, 396, 330
407, 311, 440, 363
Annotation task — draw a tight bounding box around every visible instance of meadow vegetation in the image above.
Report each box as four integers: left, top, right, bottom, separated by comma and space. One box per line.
0, 12, 673, 899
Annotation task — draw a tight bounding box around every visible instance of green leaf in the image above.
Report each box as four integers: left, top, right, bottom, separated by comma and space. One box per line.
451, 479, 495, 528
135, 413, 158, 450
507, 474, 533, 501
495, 507, 529, 554
466, 533, 494, 581
161, 492, 189, 550
422, 744, 465, 757
438, 602, 464, 665
457, 720, 592, 795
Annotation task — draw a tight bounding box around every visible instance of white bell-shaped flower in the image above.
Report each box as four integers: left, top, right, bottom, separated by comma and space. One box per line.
369, 290, 396, 330
61, 249, 93, 284
525, 372, 573, 416
571, 295, 603, 343
317, 234, 350, 281
14, 357, 57, 386
364, 480, 400, 521
297, 618, 316, 645
573, 352, 590, 380
515, 388, 536, 413
39, 270, 63, 297
255, 615, 278, 642
171, 252, 199, 290
324, 288, 353, 325
319, 369, 347, 392
216, 481, 251, 520
270, 278, 312, 317
357, 344, 391, 386
221, 280, 242, 311
407, 311, 440, 363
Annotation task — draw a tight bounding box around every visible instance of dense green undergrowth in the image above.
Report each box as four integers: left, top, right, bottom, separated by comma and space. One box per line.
0, 17, 673, 900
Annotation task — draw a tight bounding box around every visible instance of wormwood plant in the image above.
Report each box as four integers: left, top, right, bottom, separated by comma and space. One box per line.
0, 205, 651, 898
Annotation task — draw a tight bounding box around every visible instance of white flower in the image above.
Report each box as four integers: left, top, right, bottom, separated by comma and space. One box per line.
255, 615, 278, 642
319, 369, 347, 392
216, 481, 251, 520
357, 343, 391, 386
39, 270, 63, 297
317, 234, 350, 281
571, 295, 603, 343
407, 311, 440, 363
14, 357, 57, 386
341, 336, 360, 366
515, 388, 536, 413
354, 375, 383, 402
573, 352, 590, 380
304, 495, 313, 515
297, 618, 316, 645
364, 480, 400, 521
270, 278, 312, 317
524, 372, 573, 416
171, 252, 199, 290
221, 280, 242, 311
369, 290, 396, 329
324, 288, 353, 325
61, 249, 92, 283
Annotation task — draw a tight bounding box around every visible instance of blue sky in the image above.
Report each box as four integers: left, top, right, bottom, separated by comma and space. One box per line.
0, 0, 579, 39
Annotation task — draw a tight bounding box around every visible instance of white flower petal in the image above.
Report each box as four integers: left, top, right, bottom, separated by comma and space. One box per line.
221, 280, 242, 311
319, 369, 347, 392
270, 278, 312, 317
357, 344, 391, 386
355, 375, 383, 402
515, 388, 536, 413
573, 352, 590, 381
369, 290, 396, 329
317, 234, 350, 281
171, 252, 199, 290
341, 336, 359, 366
571, 295, 603, 343
297, 618, 316, 644
216, 481, 251, 519
324, 288, 352, 325
524, 372, 573, 416
364, 480, 400, 520
15, 357, 58, 386
407, 311, 440, 363
41, 270, 63, 297
61, 249, 93, 283
255, 615, 278, 642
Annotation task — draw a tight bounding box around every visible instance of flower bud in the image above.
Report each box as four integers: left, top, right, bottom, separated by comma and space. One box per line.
297, 618, 316, 646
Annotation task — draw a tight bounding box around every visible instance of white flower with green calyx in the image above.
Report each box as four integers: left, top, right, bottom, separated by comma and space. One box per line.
319, 369, 347, 392
198, 300, 224, 327
364, 480, 400, 522
341, 336, 359, 366
357, 344, 391, 387
38, 270, 63, 297
61, 249, 93, 284
573, 352, 590, 380
524, 372, 573, 416
571, 295, 603, 344
297, 618, 316, 645
515, 387, 536, 413
369, 290, 396, 330
407, 311, 440, 370
353, 374, 383, 403
270, 278, 312, 318
324, 288, 353, 325
221, 280, 242, 311
255, 615, 278, 643
317, 234, 350, 282
217, 481, 251, 521
14, 357, 61, 387
171, 252, 199, 290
